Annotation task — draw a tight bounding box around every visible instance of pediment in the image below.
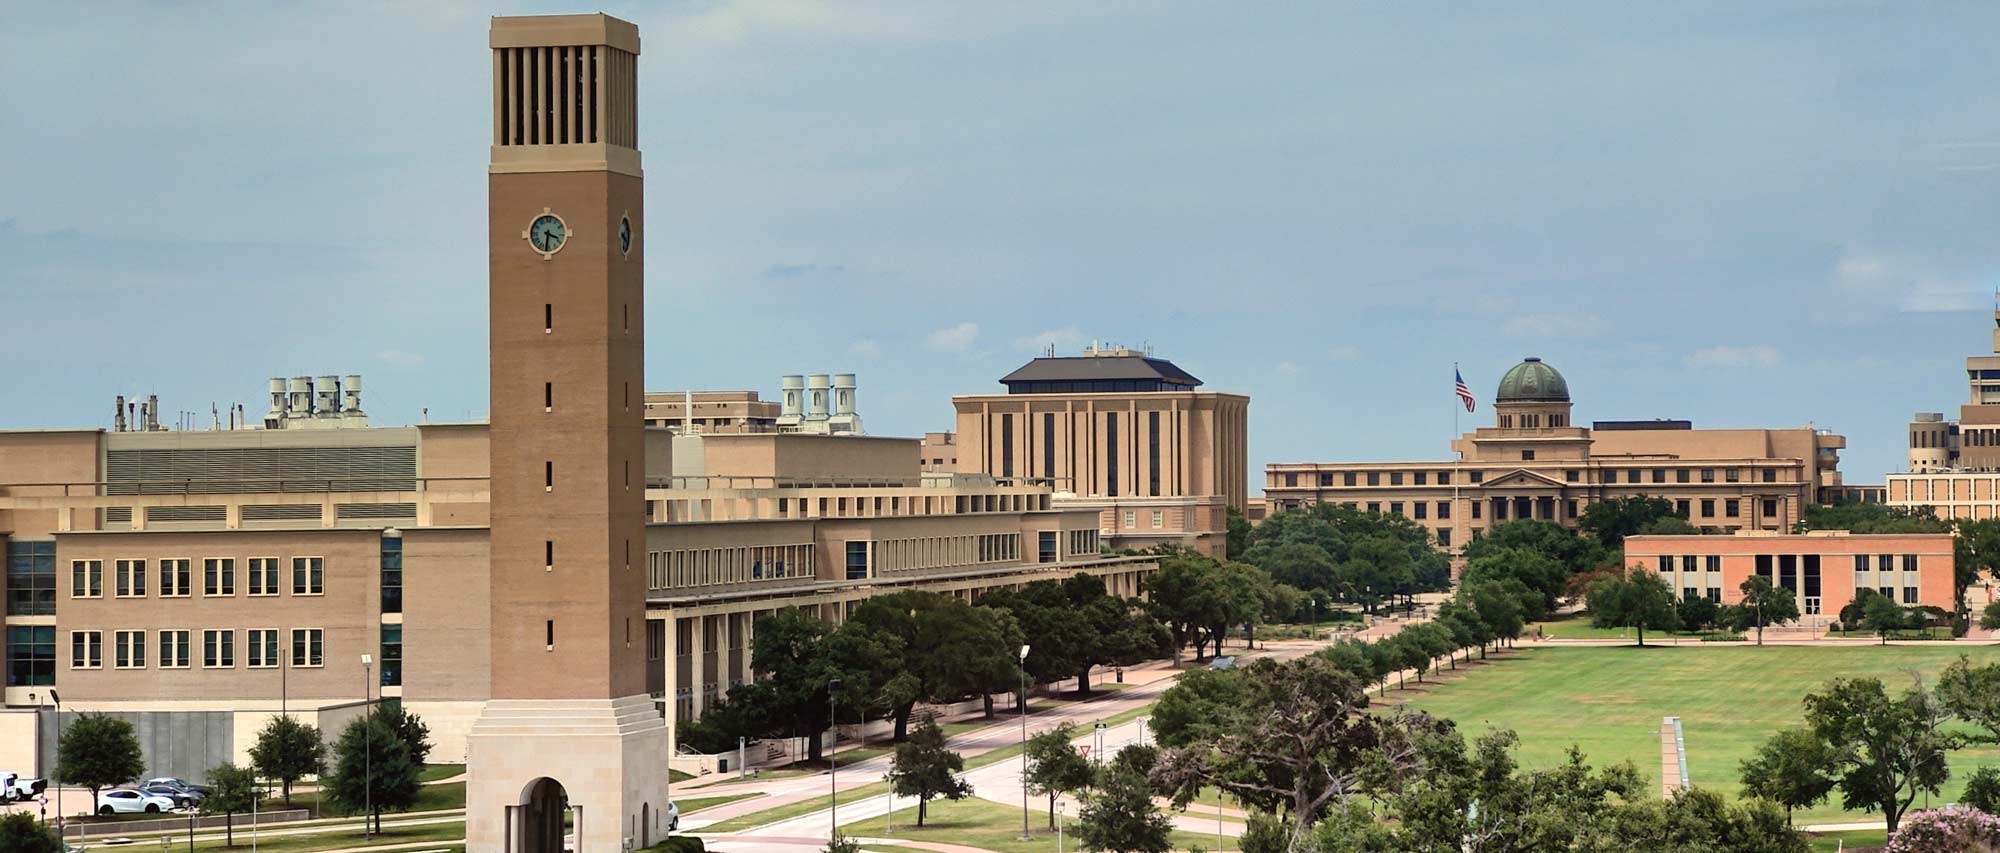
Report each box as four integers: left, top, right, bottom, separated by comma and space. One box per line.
1482, 468, 1568, 489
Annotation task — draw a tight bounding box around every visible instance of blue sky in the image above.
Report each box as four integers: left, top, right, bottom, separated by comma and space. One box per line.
4, 2, 1998, 487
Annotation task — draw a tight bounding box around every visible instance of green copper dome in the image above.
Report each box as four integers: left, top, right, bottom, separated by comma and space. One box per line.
1495, 357, 1570, 403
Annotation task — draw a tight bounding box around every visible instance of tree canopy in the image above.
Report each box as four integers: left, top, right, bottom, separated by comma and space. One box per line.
1802, 677, 1961, 835
57, 713, 146, 814
250, 715, 326, 804
885, 715, 971, 827
1740, 575, 1801, 645
1586, 570, 1681, 646
201, 762, 261, 847
1578, 495, 1682, 548
1025, 721, 1095, 829
325, 713, 423, 833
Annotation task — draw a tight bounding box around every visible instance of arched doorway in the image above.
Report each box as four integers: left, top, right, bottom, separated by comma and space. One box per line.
640, 802, 651, 848
517, 777, 569, 853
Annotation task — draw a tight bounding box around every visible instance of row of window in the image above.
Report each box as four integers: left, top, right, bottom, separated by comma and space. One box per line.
646, 544, 816, 590
68, 628, 324, 670
7, 541, 56, 616
766, 494, 1049, 519
69, 557, 323, 599
1280, 466, 1787, 489
1497, 413, 1568, 428
872, 533, 1022, 574
1121, 510, 1169, 530
1066, 529, 1101, 556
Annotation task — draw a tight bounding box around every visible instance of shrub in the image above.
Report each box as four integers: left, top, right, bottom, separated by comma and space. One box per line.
1884, 806, 2000, 852
1698, 633, 1747, 643
644, 837, 707, 853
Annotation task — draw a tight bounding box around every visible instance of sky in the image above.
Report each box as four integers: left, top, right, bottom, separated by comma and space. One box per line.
4, 1, 1999, 487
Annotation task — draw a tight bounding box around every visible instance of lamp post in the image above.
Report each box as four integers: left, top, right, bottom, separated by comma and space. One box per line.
49, 690, 63, 839
1018, 643, 1031, 841
828, 676, 841, 846
362, 652, 374, 840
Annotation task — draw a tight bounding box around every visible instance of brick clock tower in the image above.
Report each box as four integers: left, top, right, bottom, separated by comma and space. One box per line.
466, 14, 668, 853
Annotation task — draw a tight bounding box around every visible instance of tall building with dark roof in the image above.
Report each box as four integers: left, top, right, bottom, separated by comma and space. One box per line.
951, 344, 1249, 557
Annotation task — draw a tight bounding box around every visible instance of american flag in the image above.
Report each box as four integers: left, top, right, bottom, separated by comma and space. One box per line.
1455, 368, 1476, 412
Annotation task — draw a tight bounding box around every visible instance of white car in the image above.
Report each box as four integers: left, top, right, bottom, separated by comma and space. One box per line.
97, 788, 177, 815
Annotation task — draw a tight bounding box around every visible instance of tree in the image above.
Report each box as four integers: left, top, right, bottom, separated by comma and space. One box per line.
1864, 594, 1907, 645
1954, 518, 2000, 619
1983, 600, 2000, 631
1937, 656, 2000, 744
56, 713, 145, 814
1677, 592, 1720, 632
1587, 571, 1680, 646
1463, 519, 1607, 575
326, 713, 422, 834
1578, 495, 1681, 548
1740, 575, 1801, 646
1225, 505, 1251, 561
1882, 806, 2000, 853
250, 715, 326, 805
885, 715, 971, 827
824, 834, 863, 853
841, 591, 1023, 739
1025, 722, 1096, 829
1147, 667, 1246, 747
981, 574, 1168, 697
0, 812, 62, 853
201, 763, 261, 847
748, 607, 846, 763
1962, 767, 2000, 815
1461, 547, 1567, 620
1249, 541, 1338, 600
1803, 677, 1960, 835
376, 704, 433, 768
1739, 728, 1838, 824
1076, 763, 1172, 853
1151, 656, 1441, 850
1462, 580, 1526, 654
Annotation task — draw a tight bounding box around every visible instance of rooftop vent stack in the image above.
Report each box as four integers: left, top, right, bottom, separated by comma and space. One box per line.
342, 375, 365, 418
267, 378, 287, 424
288, 377, 313, 420
779, 375, 805, 419
833, 373, 857, 416
129, 402, 138, 432
115, 395, 127, 432
315, 375, 340, 418
683, 390, 694, 431
806, 374, 831, 421
146, 395, 160, 431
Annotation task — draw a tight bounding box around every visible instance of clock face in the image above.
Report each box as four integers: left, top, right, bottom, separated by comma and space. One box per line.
618, 216, 632, 256
528, 214, 567, 253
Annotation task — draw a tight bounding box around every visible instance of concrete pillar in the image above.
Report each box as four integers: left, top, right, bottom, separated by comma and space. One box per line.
226, 503, 243, 530
661, 610, 678, 743
739, 609, 757, 686
689, 614, 707, 719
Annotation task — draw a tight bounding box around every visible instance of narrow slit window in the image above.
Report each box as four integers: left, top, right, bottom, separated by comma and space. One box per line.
546, 619, 554, 649
544, 303, 552, 333
545, 540, 554, 569
624, 460, 630, 488
545, 460, 553, 490
623, 303, 629, 332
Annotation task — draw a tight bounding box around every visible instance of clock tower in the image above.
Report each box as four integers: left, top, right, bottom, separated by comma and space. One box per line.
466, 14, 667, 852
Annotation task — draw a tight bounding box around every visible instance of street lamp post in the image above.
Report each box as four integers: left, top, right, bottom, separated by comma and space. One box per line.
828, 676, 841, 846
49, 690, 63, 839
360, 653, 373, 839
1018, 643, 1031, 841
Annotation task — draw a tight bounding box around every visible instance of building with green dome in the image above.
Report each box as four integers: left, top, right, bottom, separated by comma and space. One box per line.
1264, 356, 1849, 553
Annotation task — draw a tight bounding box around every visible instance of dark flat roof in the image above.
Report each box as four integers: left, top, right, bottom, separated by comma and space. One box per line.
1592, 419, 1692, 431
999, 356, 1202, 386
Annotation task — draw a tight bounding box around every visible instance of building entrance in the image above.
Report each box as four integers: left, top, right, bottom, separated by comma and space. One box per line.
517, 777, 570, 853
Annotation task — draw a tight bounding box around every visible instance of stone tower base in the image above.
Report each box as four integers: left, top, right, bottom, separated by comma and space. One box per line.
466, 694, 670, 853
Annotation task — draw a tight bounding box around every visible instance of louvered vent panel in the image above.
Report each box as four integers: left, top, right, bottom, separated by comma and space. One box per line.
147, 506, 226, 522
337, 503, 416, 519
107, 446, 416, 495
241, 504, 324, 521
105, 507, 132, 523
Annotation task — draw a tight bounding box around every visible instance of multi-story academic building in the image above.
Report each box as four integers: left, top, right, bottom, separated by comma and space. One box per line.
950, 345, 1250, 557
1264, 357, 1849, 550
1624, 530, 1955, 616
1890, 310, 2000, 520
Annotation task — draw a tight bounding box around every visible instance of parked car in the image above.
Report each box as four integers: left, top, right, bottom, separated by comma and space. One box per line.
138, 782, 200, 809
664, 800, 680, 831
0, 771, 47, 803
143, 777, 209, 798
97, 788, 177, 815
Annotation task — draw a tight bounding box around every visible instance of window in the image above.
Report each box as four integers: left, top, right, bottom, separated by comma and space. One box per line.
1762, 467, 1777, 483
115, 559, 146, 598
1389, 502, 1404, 516
1700, 468, 1715, 483
1000, 413, 1014, 478
1414, 503, 1428, 519
381, 536, 402, 614
1438, 502, 1451, 519
1469, 470, 1483, 483
1151, 510, 1165, 529
1123, 510, 1135, 529
845, 541, 869, 580
291, 628, 324, 668
1471, 502, 1482, 519
1725, 468, 1741, 483
1707, 588, 1721, 602
1903, 587, 1918, 604
1705, 555, 1721, 572
160, 559, 191, 597
1438, 471, 1452, 485
1367, 502, 1381, 513
380, 624, 402, 687
1521, 450, 1535, 461
1628, 469, 1641, 483
1039, 531, 1058, 564
1700, 499, 1715, 518
72, 560, 103, 599
1104, 412, 1118, 497
292, 557, 324, 595
1043, 413, 1056, 479
1284, 473, 1297, 487
1148, 412, 1161, 496
204, 630, 234, 668
1566, 470, 1579, 482
1414, 472, 1427, 486
1500, 415, 1513, 428
1724, 500, 1739, 518
1902, 554, 1919, 572
249, 559, 279, 596
6, 542, 55, 616
1566, 499, 1578, 518
1675, 499, 1690, 518
1437, 529, 1452, 547
1657, 555, 1672, 573
1652, 469, 1666, 484
159, 630, 191, 669
1367, 472, 1380, 486
1762, 499, 1778, 519
71, 631, 102, 670
6, 626, 54, 686
204, 558, 234, 596
115, 630, 146, 669
1390, 472, 1404, 486
1605, 470, 1618, 484
248, 630, 279, 668
1676, 469, 1690, 483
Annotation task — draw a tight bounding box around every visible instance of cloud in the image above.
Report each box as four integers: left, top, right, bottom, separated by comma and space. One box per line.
925, 322, 979, 352
1832, 251, 1986, 313
1276, 361, 1301, 376
1503, 313, 1605, 338
848, 339, 882, 359
376, 350, 425, 367
1014, 326, 1085, 354
1685, 345, 1779, 368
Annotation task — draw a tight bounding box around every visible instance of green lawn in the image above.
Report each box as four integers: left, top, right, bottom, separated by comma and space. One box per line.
1808, 828, 1886, 852
266, 781, 467, 816
1395, 645, 2000, 824
1529, 614, 1742, 641
840, 795, 1221, 853
418, 763, 465, 783
185, 819, 464, 853
678, 791, 765, 814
